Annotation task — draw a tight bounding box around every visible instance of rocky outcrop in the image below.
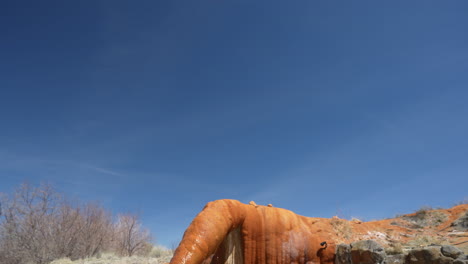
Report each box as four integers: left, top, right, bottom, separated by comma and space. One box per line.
386, 254, 406, 264
336, 244, 351, 264
405, 246, 453, 264
441, 245, 464, 259
334, 241, 468, 264
452, 211, 468, 231
169, 200, 468, 264
335, 240, 387, 264
169, 200, 336, 264
350, 240, 386, 264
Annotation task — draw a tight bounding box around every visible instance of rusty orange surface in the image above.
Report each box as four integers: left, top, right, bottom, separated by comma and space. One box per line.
170, 200, 468, 264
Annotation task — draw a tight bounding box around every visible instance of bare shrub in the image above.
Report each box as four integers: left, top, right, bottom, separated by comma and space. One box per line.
113, 214, 153, 256
0, 183, 61, 264
74, 203, 114, 259
0, 183, 154, 263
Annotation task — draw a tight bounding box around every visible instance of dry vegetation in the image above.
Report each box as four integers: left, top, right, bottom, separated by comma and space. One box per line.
406, 234, 449, 248
399, 206, 448, 228
49, 246, 173, 264
330, 217, 352, 241
0, 183, 154, 264
385, 242, 404, 255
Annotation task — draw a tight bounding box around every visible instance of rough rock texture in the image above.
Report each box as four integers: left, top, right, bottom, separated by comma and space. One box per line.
335, 244, 351, 264
453, 254, 468, 264
386, 254, 406, 264
452, 212, 468, 231
442, 245, 464, 259
169, 200, 468, 264
170, 200, 336, 264
405, 246, 454, 264
335, 242, 468, 264
350, 240, 386, 264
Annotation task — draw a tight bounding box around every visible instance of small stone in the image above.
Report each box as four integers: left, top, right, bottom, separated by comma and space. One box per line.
441, 245, 464, 259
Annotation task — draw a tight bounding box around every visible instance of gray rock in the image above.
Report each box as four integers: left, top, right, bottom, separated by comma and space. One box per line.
350, 240, 386, 264
452, 211, 468, 231
456, 255, 468, 264
387, 254, 405, 263
406, 246, 454, 264
335, 243, 351, 264
441, 245, 464, 259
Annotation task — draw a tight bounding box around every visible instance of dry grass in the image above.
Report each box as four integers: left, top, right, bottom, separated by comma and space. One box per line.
406, 235, 449, 248
331, 218, 353, 241
50, 246, 173, 264
385, 242, 404, 255
400, 207, 448, 228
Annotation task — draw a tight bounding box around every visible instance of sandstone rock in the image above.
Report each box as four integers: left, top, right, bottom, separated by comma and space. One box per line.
442, 245, 464, 259
335, 243, 351, 264
406, 246, 454, 264
350, 240, 386, 264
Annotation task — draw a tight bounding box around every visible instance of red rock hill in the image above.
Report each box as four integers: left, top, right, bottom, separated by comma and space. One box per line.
169, 200, 468, 264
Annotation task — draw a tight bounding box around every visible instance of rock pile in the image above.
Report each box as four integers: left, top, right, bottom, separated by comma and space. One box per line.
335, 240, 468, 264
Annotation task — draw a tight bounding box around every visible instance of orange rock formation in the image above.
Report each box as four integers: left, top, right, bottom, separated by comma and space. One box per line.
171, 200, 335, 264
169, 200, 468, 264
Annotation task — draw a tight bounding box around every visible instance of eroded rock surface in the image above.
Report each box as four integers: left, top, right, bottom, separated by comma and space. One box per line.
442, 245, 464, 259
170, 200, 336, 264
336, 244, 351, 264
169, 200, 468, 264
350, 240, 386, 264
452, 211, 468, 231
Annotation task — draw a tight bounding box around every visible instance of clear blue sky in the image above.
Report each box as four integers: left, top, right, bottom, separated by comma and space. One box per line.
1, 1, 468, 247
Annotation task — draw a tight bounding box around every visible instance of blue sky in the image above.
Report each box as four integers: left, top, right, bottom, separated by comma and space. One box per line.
1, 1, 468, 247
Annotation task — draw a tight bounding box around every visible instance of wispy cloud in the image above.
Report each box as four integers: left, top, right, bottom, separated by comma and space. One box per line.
80, 164, 126, 177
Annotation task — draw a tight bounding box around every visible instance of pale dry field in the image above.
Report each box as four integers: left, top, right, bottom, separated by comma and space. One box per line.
50, 247, 173, 264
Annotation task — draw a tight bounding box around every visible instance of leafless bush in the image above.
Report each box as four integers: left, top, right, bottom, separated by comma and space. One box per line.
0, 183, 61, 264
0, 183, 154, 264
113, 214, 153, 256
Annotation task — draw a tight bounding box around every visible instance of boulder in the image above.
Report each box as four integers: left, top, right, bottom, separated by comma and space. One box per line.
335, 243, 351, 264
406, 246, 454, 264
350, 240, 386, 264
386, 254, 406, 263
441, 245, 464, 259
